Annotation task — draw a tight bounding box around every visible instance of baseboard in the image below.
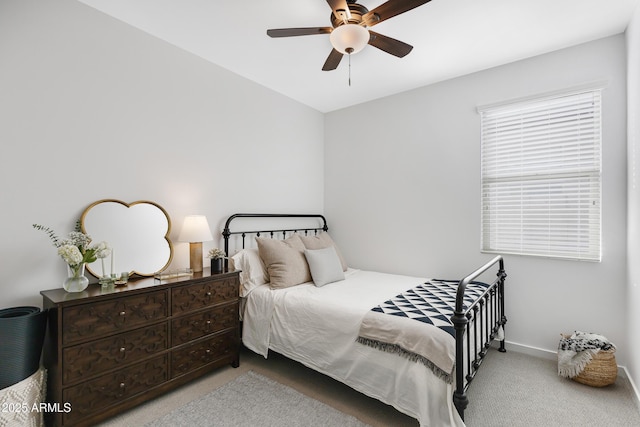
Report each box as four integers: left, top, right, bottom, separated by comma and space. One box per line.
621, 366, 640, 414
497, 340, 640, 411
493, 339, 557, 361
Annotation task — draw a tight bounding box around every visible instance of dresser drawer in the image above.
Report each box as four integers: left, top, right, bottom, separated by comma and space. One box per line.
62, 322, 169, 385
62, 354, 168, 425
171, 277, 239, 315
171, 302, 238, 346
62, 290, 168, 344
171, 330, 238, 378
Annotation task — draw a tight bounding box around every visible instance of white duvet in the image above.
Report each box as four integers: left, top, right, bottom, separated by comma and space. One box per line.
242, 269, 465, 427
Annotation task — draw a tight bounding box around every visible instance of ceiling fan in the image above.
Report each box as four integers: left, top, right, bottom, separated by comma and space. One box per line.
267, 0, 432, 71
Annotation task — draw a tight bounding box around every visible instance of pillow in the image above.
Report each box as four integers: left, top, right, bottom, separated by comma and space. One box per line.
299, 232, 347, 271
230, 248, 268, 297
256, 234, 311, 289
304, 247, 345, 287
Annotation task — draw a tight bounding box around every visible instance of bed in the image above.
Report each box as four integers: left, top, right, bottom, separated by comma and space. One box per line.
223, 213, 507, 427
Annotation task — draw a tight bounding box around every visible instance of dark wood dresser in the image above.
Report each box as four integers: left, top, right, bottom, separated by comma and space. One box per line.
40, 268, 240, 427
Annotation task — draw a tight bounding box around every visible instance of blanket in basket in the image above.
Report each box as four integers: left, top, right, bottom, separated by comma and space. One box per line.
557, 331, 615, 378
356, 279, 489, 384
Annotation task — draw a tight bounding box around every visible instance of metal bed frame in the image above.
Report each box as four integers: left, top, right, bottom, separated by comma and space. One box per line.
222, 213, 507, 422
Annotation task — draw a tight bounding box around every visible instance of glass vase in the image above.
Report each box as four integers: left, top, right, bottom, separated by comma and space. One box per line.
63, 263, 89, 293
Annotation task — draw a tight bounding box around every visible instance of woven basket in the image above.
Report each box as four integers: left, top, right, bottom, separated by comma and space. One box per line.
560, 334, 618, 387
560, 334, 617, 387
572, 348, 617, 387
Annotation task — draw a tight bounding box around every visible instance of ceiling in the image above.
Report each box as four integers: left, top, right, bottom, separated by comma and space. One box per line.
78, 0, 640, 113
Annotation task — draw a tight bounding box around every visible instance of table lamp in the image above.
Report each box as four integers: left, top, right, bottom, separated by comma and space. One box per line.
178, 215, 213, 273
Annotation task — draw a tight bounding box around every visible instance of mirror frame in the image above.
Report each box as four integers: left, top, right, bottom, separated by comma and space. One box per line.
80, 199, 174, 277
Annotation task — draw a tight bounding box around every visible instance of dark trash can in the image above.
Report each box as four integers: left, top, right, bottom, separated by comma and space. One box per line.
0, 306, 47, 389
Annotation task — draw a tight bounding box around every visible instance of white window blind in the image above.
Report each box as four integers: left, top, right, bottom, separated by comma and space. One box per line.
480, 89, 602, 261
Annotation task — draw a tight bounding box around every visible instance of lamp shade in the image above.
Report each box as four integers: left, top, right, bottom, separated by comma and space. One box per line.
178, 215, 213, 243
329, 24, 369, 55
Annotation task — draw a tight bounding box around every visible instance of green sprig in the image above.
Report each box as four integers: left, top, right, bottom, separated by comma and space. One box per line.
32, 224, 61, 247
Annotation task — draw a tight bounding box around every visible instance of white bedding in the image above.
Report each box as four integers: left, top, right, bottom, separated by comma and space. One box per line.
242, 269, 465, 427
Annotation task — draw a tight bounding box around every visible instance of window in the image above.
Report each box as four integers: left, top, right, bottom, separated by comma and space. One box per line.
479, 88, 602, 261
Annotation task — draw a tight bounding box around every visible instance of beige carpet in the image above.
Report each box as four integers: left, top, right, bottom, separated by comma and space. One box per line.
465, 348, 640, 426
98, 346, 640, 427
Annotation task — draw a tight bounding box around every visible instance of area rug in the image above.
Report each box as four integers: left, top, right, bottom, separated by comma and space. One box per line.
146, 371, 370, 427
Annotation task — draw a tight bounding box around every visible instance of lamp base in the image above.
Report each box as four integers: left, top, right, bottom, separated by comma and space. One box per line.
189, 242, 203, 273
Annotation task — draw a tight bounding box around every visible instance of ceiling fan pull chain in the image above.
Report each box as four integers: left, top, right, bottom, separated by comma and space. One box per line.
346, 46, 354, 87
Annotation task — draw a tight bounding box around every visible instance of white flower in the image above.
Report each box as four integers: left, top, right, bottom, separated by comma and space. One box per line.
58, 245, 83, 266
93, 241, 111, 259
208, 248, 225, 259
64, 231, 92, 249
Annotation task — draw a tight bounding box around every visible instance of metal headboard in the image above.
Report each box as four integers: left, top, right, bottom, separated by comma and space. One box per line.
222, 213, 328, 264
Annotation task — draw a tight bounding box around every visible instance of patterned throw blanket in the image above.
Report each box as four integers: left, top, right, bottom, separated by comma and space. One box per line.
558, 331, 615, 378
356, 280, 489, 384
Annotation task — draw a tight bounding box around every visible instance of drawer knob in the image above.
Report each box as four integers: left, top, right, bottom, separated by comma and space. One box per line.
120, 347, 126, 352
206, 320, 211, 325
119, 382, 125, 388
205, 349, 211, 354
206, 292, 212, 296
119, 311, 126, 316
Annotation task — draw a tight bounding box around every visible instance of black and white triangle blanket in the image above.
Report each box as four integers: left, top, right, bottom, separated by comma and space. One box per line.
356, 279, 489, 384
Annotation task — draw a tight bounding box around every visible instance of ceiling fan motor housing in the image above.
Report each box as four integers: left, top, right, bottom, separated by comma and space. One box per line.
330, 2, 370, 28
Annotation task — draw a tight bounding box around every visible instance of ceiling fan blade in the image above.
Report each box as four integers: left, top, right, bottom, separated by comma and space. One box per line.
368, 30, 413, 57
326, 0, 351, 23
322, 48, 344, 71
362, 0, 432, 27
267, 27, 332, 38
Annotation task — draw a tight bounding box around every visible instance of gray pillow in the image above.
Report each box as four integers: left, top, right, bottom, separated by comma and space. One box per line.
304, 247, 345, 287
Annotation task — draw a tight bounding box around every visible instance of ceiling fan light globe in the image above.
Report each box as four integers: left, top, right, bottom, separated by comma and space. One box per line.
330, 24, 369, 55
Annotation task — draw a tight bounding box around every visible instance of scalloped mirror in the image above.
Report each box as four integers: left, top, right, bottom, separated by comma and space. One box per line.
80, 199, 173, 277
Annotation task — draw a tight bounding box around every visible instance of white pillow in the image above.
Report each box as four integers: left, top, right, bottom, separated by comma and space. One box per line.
304, 247, 345, 287
230, 248, 267, 297
299, 232, 347, 271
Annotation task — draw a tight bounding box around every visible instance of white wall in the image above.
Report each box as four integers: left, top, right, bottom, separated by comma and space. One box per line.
0, 0, 324, 309
626, 3, 640, 391
325, 36, 629, 363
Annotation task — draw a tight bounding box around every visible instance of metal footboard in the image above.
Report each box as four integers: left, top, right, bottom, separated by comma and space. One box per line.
451, 255, 507, 421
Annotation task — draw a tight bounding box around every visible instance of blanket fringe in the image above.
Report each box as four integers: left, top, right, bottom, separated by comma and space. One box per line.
558, 348, 598, 378
356, 337, 453, 384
